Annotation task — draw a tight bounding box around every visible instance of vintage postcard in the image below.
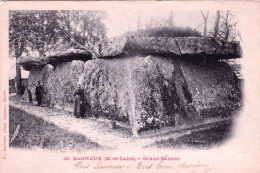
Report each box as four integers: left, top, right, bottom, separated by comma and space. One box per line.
0, 1, 260, 173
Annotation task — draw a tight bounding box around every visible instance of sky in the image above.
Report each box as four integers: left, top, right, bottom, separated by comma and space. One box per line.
104, 10, 220, 38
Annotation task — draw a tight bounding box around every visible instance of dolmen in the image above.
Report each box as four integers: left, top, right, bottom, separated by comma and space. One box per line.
18, 36, 242, 137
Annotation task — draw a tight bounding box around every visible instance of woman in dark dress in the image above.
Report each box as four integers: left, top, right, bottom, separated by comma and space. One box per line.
73, 84, 84, 118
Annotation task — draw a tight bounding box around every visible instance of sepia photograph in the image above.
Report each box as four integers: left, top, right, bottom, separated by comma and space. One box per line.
1, 1, 260, 172
8, 9, 243, 152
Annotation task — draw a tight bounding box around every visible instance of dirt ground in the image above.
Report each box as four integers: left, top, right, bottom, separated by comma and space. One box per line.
9, 95, 234, 152
9, 106, 102, 152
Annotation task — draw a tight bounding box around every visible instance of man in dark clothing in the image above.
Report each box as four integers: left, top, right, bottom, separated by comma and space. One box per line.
35, 81, 43, 106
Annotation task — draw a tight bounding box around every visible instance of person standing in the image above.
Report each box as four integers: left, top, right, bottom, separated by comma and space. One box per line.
35, 81, 44, 106
73, 84, 84, 118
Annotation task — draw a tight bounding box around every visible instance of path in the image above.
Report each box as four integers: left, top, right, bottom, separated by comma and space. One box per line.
9, 96, 232, 150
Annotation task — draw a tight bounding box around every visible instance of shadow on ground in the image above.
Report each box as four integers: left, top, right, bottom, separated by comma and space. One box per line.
147, 121, 233, 149
9, 95, 235, 150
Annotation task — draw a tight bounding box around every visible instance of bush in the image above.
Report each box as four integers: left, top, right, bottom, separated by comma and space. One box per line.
124, 26, 201, 38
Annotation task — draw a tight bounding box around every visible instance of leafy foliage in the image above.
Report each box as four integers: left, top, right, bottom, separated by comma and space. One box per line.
9, 10, 107, 94
57, 10, 107, 53
9, 10, 107, 57
9, 11, 60, 57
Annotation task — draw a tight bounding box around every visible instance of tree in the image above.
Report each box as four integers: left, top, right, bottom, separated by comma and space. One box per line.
9, 10, 107, 95
212, 11, 241, 43
58, 10, 107, 50
214, 11, 242, 79
213, 10, 221, 38
200, 11, 209, 36
220, 11, 238, 42
9, 11, 60, 95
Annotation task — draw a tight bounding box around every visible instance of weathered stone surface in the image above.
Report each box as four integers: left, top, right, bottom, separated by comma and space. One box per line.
24, 56, 240, 136
18, 37, 241, 72
27, 64, 54, 104
18, 49, 91, 71
80, 58, 132, 122
79, 56, 241, 136
45, 60, 84, 111
98, 37, 241, 59
180, 59, 241, 120
21, 88, 32, 102
26, 61, 84, 111
24, 54, 241, 136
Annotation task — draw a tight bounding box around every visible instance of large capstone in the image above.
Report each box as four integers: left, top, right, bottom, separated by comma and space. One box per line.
98, 37, 241, 59
18, 49, 91, 71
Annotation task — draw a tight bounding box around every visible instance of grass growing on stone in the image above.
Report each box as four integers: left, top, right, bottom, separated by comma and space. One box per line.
124, 26, 201, 38
9, 106, 102, 152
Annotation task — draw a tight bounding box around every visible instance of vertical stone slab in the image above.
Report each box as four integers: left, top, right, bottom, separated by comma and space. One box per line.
179, 59, 241, 120
81, 59, 132, 121
130, 56, 182, 136
27, 64, 54, 104
47, 60, 84, 111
